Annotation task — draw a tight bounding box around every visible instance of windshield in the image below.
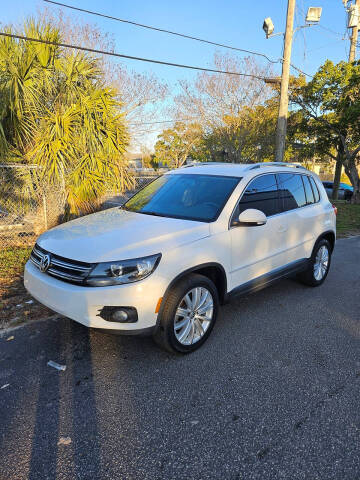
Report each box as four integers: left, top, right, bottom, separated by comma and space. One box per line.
123, 173, 240, 222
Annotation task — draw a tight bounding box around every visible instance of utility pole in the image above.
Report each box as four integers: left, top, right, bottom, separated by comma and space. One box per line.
275, 0, 296, 162
333, 0, 359, 199
349, 0, 360, 62
264, 5, 321, 162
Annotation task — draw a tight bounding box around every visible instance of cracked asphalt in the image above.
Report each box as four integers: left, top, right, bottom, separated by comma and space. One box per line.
1, 236, 360, 480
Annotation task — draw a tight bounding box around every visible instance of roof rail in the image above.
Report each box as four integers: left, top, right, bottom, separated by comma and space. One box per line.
184, 161, 238, 168
246, 162, 307, 171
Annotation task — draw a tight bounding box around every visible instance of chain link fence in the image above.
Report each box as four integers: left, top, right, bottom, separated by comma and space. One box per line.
0, 164, 159, 249
0, 165, 66, 248
101, 174, 159, 209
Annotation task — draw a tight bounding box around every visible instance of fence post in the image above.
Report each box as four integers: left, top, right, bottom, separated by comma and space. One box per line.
42, 193, 48, 231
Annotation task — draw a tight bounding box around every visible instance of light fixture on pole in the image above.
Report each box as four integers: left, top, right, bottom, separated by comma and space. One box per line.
263, 17, 275, 38
262, 6, 322, 40
348, 3, 359, 28
305, 7, 322, 23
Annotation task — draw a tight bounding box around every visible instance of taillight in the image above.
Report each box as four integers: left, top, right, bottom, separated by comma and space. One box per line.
332, 204, 338, 215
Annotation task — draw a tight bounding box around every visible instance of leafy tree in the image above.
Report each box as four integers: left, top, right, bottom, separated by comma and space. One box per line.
291, 60, 360, 203
153, 122, 204, 168
173, 53, 274, 129
198, 102, 280, 163
40, 5, 168, 151
0, 19, 132, 215
156, 101, 286, 165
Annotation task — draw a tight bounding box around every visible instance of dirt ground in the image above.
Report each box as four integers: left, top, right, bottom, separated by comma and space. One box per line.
0, 275, 54, 330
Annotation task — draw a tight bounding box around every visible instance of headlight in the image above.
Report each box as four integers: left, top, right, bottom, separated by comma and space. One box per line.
85, 253, 161, 287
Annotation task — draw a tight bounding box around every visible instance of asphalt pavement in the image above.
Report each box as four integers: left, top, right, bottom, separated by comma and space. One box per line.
1, 236, 360, 480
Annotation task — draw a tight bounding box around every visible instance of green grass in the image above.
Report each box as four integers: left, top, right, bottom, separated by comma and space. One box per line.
0, 247, 32, 279
334, 202, 360, 237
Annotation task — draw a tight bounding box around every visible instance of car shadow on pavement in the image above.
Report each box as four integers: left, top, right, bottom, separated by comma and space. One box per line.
68, 321, 103, 480
26, 320, 103, 480
27, 327, 62, 480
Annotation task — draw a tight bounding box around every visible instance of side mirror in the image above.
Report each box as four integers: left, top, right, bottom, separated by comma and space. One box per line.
238, 208, 267, 226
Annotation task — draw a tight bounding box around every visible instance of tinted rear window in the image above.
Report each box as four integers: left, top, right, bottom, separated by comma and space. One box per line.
278, 173, 306, 211
310, 177, 320, 202
303, 176, 315, 204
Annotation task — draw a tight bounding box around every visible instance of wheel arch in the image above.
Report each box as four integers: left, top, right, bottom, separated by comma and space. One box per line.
315, 230, 335, 252
160, 263, 228, 313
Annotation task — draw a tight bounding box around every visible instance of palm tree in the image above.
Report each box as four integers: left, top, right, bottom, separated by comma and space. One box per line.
0, 19, 132, 216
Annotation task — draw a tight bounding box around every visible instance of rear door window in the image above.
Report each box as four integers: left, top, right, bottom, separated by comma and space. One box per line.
277, 173, 307, 211
309, 177, 320, 202
303, 175, 315, 204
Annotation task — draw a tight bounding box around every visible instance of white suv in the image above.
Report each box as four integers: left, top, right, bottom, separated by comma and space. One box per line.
24, 162, 336, 353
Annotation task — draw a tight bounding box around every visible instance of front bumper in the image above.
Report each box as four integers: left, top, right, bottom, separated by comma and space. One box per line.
24, 261, 168, 331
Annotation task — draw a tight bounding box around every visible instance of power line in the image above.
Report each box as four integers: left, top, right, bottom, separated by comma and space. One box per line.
0, 32, 268, 80
307, 38, 345, 54
290, 63, 309, 76
44, 0, 282, 64
318, 24, 344, 38
129, 118, 200, 126
131, 128, 167, 134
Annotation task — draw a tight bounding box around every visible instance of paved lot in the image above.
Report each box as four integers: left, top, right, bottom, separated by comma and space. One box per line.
1, 236, 360, 480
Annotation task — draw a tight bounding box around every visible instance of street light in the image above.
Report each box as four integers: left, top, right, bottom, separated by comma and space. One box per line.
305, 7, 322, 23
263, 17, 275, 38
263, 7, 322, 39
348, 4, 359, 28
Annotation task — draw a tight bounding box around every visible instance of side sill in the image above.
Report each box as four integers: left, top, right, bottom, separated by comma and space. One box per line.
226, 258, 309, 302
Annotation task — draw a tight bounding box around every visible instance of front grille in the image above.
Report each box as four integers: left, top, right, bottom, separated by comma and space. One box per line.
30, 244, 94, 285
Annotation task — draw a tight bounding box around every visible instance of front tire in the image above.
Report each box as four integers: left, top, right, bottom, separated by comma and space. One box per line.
297, 239, 332, 287
153, 273, 219, 353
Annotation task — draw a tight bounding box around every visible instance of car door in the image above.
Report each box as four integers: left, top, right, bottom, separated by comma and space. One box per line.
229, 174, 289, 289
276, 172, 315, 262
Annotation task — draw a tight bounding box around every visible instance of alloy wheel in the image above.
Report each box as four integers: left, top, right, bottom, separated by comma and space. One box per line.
313, 245, 329, 281
174, 287, 214, 345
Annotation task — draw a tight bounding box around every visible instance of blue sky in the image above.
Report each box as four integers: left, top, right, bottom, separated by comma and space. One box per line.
0, 0, 353, 149
1, 0, 352, 82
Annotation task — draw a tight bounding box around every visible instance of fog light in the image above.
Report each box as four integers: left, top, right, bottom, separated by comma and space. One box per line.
112, 310, 128, 322
97, 306, 138, 323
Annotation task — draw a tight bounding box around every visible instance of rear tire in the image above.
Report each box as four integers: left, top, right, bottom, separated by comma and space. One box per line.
297, 239, 332, 287
153, 273, 219, 354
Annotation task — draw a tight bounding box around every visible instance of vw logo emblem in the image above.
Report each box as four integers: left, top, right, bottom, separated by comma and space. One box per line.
40, 254, 51, 273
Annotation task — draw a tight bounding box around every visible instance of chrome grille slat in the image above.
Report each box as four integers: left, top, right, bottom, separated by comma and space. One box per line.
30, 255, 40, 267
50, 258, 92, 272
33, 246, 42, 255
30, 244, 94, 285
47, 268, 84, 283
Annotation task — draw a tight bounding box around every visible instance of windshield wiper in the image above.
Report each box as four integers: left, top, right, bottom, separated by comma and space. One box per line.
119, 206, 163, 217
138, 210, 168, 218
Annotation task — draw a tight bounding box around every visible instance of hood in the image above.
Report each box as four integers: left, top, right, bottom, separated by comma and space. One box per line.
37, 208, 210, 263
